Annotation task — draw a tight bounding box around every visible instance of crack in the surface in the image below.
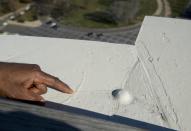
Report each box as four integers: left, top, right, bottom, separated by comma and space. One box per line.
137, 41, 181, 129
139, 43, 170, 126
122, 58, 140, 89
151, 61, 180, 127
62, 71, 87, 104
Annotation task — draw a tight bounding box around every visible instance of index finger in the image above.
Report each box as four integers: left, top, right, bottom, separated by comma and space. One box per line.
36, 71, 74, 94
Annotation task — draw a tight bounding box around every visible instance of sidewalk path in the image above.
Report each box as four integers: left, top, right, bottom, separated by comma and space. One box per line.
163, 0, 172, 17
154, 0, 163, 15
153, 0, 172, 16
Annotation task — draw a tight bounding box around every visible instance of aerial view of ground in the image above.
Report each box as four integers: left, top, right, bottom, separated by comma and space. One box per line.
0, 0, 190, 44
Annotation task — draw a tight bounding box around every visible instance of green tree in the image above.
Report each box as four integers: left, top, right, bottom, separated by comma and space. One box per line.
51, 0, 72, 19
19, 0, 33, 3
0, 0, 19, 13
110, 0, 139, 22
98, 0, 114, 6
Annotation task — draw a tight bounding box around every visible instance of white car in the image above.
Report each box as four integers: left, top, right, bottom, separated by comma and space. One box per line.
50, 22, 58, 29
19, 11, 25, 16
9, 15, 16, 20
2, 22, 8, 26
25, 5, 31, 11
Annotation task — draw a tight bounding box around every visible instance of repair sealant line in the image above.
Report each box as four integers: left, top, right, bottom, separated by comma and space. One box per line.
62, 71, 87, 104
135, 42, 182, 130
135, 42, 171, 127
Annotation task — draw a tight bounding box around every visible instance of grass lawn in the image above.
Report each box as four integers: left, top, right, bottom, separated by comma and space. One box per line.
59, 9, 117, 28
121, 0, 157, 26
58, 0, 157, 28
17, 7, 38, 23
168, 0, 189, 17
0, 9, 11, 17
59, 0, 116, 28
0, 12, 5, 17
0, 1, 27, 17
136, 0, 157, 20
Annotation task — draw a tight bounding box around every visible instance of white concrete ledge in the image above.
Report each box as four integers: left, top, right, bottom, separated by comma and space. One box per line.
0, 16, 190, 131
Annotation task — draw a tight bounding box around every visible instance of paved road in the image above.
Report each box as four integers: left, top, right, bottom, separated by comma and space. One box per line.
1, 0, 172, 44
0, 1, 155, 45
163, 0, 172, 16
0, 2, 140, 45
3, 23, 140, 45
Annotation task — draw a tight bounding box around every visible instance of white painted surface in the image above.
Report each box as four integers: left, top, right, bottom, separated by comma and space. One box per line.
0, 16, 190, 130
136, 16, 191, 131
0, 35, 139, 115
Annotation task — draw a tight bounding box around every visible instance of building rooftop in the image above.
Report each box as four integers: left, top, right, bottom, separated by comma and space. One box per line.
0, 16, 190, 130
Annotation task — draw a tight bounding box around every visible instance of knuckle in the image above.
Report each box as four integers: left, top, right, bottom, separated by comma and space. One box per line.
33, 70, 41, 76
32, 64, 41, 70
43, 87, 48, 93
53, 77, 60, 83
20, 81, 28, 88
40, 86, 47, 94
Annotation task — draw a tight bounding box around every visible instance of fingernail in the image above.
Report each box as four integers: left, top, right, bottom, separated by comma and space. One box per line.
69, 88, 74, 94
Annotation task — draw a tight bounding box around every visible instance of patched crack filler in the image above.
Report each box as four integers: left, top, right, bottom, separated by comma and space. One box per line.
136, 40, 181, 130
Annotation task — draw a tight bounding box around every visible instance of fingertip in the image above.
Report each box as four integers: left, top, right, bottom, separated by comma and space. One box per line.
60, 83, 74, 94
64, 85, 74, 94
39, 71, 74, 94
61, 87, 73, 94
68, 88, 74, 94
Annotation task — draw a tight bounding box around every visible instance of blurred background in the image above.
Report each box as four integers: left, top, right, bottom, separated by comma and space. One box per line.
0, 0, 190, 45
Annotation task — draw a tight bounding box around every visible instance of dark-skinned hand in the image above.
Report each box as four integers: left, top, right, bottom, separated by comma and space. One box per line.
0, 62, 73, 102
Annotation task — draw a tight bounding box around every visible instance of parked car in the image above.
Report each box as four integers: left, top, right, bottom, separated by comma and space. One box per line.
45, 20, 53, 25
2, 22, 8, 27
9, 15, 16, 20
50, 22, 58, 29
25, 5, 31, 11
19, 11, 25, 16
